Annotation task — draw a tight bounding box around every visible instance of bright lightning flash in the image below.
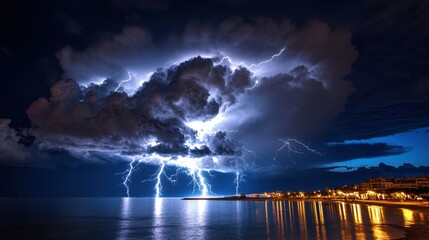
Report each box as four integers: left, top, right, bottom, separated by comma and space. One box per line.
136, 155, 213, 198
234, 172, 246, 195
217, 46, 286, 72
274, 138, 321, 161
112, 46, 323, 198
115, 71, 133, 92
197, 169, 209, 197
121, 158, 138, 197
155, 161, 165, 198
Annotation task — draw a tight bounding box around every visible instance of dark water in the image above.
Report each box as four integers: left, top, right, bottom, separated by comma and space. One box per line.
0, 198, 428, 239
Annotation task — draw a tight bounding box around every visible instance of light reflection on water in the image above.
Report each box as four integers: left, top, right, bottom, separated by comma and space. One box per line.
257, 200, 428, 240
1, 198, 428, 240
153, 197, 163, 240
116, 197, 131, 240
148, 199, 427, 239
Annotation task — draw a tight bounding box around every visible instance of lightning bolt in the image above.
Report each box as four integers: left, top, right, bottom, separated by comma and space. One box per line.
121, 158, 138, 197
197, 169, 209, 197
155, 161, 165, 198
163, 167, 182, 185
114, 71, 155, 96
218, 46, 286, 71
115, 71, 133, 92
248, 47, 286, 69
167, 46, 286, 76
132, 71, 154, 95
234, 172, 246, 195
185, 167, 212, 197
114, 47, 287, 197
110, 47, 285, 98
243, 146, 258, 159
141, 159, 167, 198
246, 80, 259, 90
134, 155, 214, 198
120, 130, 320, 198
274, 138, 321, 161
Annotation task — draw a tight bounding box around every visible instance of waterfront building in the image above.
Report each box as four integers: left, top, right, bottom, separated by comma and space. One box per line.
361, 176, 429, 191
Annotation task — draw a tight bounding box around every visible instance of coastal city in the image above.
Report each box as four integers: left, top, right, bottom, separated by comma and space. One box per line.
2, 1, 429, 239
240, 176, 429, 202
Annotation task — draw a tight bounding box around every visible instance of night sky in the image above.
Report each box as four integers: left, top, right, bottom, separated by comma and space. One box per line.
1, 0, 429, 197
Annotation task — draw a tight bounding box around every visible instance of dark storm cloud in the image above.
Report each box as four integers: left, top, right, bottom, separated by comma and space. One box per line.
333, 162, 429, 181
209, 131, 242, 156
24, 56, 250, 166
248, 141, 407, 175
251, 162, 429, 182
182, 17, 357, 80
178, 17, 358, 155
57, 17, 357, 90
189, 145, 212, 157
0, 119, 29, 161
57, 25, 154, 84
4, 15, 364, 172
321, 142, 407, 163
234, 65, 352, 145
0, 119, 90, 168
8, 2, 426, 174
326, 0, 429, 142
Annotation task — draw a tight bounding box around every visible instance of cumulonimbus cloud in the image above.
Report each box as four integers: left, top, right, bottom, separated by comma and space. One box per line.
4, 17, 360, 174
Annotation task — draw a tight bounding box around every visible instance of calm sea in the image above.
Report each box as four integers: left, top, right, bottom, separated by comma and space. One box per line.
0, 198, 428, 239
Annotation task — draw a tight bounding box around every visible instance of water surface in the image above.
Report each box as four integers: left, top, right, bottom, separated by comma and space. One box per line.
0, 198, 428, 239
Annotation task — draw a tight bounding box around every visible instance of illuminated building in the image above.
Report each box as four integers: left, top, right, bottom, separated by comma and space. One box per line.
361, 176, 429, 192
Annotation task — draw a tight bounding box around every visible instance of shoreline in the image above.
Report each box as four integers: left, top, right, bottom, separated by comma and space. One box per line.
183, 197, 429, 213
338, 199, 429, 213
